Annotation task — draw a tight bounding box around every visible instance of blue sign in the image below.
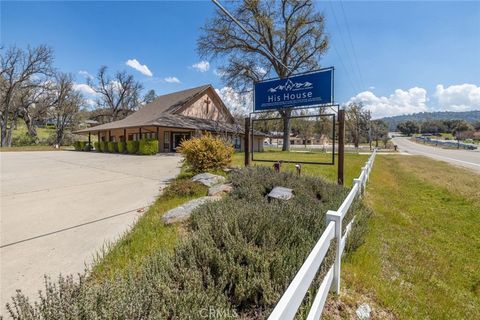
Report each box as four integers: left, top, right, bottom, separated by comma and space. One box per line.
254, 68, 333, 111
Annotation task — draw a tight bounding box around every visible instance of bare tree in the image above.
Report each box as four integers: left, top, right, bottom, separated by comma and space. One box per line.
0, 45, 54, 147
87, 66, 143, 123
47, 73, 83, 145
198, 0, 328, 150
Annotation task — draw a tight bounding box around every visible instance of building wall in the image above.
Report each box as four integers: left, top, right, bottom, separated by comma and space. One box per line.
98, 127, 263, 153
179, 91, 232, 123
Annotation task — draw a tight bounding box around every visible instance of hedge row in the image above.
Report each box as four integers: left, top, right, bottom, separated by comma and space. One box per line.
91, 139, 158, 155
73, 141, 93, 151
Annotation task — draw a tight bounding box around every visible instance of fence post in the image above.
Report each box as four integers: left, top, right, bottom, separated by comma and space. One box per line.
353, 178, 362, 195
326, 210, 342, 293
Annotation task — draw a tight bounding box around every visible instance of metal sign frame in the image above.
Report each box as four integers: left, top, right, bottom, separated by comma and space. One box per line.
250, 109, 337, 165
252, 67, 334, 112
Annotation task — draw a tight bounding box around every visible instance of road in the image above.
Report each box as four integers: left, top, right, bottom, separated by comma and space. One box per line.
0, 151, 181, 316
392, 137, 480, 173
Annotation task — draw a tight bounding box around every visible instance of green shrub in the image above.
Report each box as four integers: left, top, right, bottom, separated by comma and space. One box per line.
94, 141, 100, 151
12, 134, 37, 147
73, 141, 86, 151
6, 167, 371, 319
162, 179, 207, 199
117, 141, 126, 153
178, 133, 234, 173
126, 140, 139, 154
107, 141, 117, 153
138, 139, 158, 155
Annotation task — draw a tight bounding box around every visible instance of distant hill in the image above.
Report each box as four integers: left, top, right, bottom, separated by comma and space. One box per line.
379, 110, 480, 131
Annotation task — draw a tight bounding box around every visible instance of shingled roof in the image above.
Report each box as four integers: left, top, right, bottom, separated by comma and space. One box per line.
75, 84, 235, 133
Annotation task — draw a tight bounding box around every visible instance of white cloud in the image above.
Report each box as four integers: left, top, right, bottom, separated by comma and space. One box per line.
215, 86, 252, 117
73, 83, 96, 95
348, 87, 428, 118
192, 60, 210, 72
164, 76, 180, 84
78, 70, 93, 79
85, 98, 96, 108
125, 59, 153, 77
434, 83, 480, 111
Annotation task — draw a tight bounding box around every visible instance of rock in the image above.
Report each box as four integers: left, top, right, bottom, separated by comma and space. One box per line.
267, 186, 294, 200
208, 183, 233, 196
356, 303, 371, 320
162, 196, 221, 224
192, 173, 226, 187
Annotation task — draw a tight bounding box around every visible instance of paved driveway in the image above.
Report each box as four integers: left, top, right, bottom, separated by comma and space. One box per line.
393, 137, 480, 173
0, 151, 181, 315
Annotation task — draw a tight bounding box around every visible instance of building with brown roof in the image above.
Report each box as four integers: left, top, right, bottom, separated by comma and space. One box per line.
75, 84, 264, 152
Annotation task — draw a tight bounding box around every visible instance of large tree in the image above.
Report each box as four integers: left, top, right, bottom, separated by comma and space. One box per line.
0, 45, 54, 146
87, 66, 143, 123
198, 0, 328, 150
345, 102, 370, 148
47, 73, 84, 145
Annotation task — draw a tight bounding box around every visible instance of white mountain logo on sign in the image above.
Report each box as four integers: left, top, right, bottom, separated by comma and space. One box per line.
267, 79, 313, 93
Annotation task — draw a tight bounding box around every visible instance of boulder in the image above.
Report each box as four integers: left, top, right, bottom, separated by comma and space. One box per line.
162, 196, 221, 224
356, 303, 371, 320
267, 186, 294, 201
191, 173, 226, 187
208, 183, 233, 196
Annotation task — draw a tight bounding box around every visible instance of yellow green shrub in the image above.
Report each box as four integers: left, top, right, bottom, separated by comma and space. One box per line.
178, 133, 234, 173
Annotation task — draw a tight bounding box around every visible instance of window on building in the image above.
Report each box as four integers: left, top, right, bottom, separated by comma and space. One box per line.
233, 136, 241, 149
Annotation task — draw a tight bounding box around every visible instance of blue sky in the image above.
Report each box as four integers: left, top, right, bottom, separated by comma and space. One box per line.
2, 1, 479, 118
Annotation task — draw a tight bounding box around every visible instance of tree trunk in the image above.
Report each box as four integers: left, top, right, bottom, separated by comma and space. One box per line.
56, 127, 64, 146
281, 109, 292, 151
1, 116, 7, 147
22, 110, 38, 142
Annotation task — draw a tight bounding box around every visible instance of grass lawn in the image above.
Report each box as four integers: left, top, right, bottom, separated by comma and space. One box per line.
338, 155, 480, 319
0, 145, 70, 152
11, 122, 56, 140
232, 151, 369, 187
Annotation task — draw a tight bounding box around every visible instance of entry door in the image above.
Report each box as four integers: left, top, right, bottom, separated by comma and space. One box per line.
172, 133, 190, 151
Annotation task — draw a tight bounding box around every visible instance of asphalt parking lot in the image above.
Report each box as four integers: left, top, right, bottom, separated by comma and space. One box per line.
0, 151, 181, 315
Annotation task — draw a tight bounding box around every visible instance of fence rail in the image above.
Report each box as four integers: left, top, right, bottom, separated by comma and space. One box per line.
268, 149, 378, 320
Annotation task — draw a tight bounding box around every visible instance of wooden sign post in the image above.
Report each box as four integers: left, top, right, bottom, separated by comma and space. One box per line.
337, 109, 345, 185
244, 117, 251, 166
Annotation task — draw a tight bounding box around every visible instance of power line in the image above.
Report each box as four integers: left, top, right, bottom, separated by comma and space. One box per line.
211, 0, 292, 74
329, 38, 359, 98
339, 0, 366, 90
328, 1, 363, 93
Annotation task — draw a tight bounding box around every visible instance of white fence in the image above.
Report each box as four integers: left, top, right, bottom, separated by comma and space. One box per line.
268, 149, 378, 320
